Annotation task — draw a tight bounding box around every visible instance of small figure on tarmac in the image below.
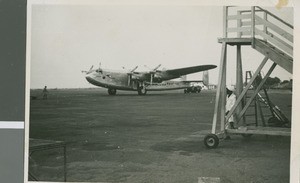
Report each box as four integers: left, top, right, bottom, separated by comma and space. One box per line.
42, 86, 48, 100
225, 86, 236, 139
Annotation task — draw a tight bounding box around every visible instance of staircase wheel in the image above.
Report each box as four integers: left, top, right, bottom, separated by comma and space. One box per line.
204, 134, 219, 149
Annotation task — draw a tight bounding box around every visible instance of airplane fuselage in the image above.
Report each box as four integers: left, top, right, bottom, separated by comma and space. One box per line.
84, 64, 216, 95
85, 69, 189, 91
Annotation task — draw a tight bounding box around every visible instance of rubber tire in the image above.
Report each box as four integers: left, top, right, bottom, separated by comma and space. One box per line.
108, 88, 117, 95
204, 134, 219, 149
137, 86, 147, 95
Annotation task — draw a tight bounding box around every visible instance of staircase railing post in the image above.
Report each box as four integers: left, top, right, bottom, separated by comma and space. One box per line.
263, 11, 268, 42
223, 6, 228, 38
237, 11, 242, 38
251, 6, 256, 47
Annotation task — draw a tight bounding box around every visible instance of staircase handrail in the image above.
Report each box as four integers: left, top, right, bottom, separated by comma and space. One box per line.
256, 6, 293, 29
224, 6, 293, 57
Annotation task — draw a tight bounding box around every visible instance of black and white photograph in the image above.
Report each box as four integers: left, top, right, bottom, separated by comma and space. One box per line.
26, 1, 295, 182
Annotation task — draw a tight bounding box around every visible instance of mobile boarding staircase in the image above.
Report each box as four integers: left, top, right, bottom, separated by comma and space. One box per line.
204, 6, 293, 148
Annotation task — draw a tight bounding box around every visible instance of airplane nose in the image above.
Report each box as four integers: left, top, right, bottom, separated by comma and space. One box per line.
85, 74, 93, 82
85, 73, 99, 85
85, 71, 94, 78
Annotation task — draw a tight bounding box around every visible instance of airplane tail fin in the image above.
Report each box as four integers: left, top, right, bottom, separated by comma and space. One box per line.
203, 71, 209, 86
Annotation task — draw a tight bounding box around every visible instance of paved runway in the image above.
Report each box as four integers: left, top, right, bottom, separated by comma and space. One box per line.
29, 88, 291, 182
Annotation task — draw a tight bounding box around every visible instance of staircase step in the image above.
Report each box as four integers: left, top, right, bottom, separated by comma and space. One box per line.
254, 38, 293, 74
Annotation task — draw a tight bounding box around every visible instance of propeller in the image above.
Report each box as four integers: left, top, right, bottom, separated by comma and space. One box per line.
130, 66, 138, 73
82, 62, 101, 74
153, 64, 161, 71
149, 64, 161, 84
144, 64, 161, 72
127, 66, 138, 86
81, 65, 94, 74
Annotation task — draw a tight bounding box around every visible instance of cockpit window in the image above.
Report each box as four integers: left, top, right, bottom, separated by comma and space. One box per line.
96, 69, 103, 74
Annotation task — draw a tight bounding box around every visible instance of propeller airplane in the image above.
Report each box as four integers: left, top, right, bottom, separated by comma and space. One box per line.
83, 64, 217, 95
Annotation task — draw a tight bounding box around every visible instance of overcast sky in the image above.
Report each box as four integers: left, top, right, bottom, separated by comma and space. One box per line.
29, 4, 293, 89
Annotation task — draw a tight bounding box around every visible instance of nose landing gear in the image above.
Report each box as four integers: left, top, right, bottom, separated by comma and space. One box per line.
108, 88, 117, 95
137, 82, 147, 95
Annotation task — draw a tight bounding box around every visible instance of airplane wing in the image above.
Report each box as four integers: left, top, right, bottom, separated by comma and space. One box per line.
130, 64, 217, 83
165, 65, 217, 77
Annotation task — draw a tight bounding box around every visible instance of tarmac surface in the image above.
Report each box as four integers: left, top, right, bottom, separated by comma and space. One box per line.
29, 88, 292, 183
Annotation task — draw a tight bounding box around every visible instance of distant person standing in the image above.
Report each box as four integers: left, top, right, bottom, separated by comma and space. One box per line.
225, 86, 236, 129
42, 86, 48, 100
224, 86, 236, 140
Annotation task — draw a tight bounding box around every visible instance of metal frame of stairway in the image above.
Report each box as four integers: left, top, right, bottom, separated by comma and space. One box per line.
244, 71, 290, 128
204, 6, 293, 149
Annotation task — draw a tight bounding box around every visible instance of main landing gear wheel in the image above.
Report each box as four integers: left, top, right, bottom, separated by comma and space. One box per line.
137, 86, 147, 95
204, 134, 219, 149
108, 88, 117, 95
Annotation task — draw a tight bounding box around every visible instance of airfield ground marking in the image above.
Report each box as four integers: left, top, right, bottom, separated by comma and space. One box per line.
198, 177, 221, 183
